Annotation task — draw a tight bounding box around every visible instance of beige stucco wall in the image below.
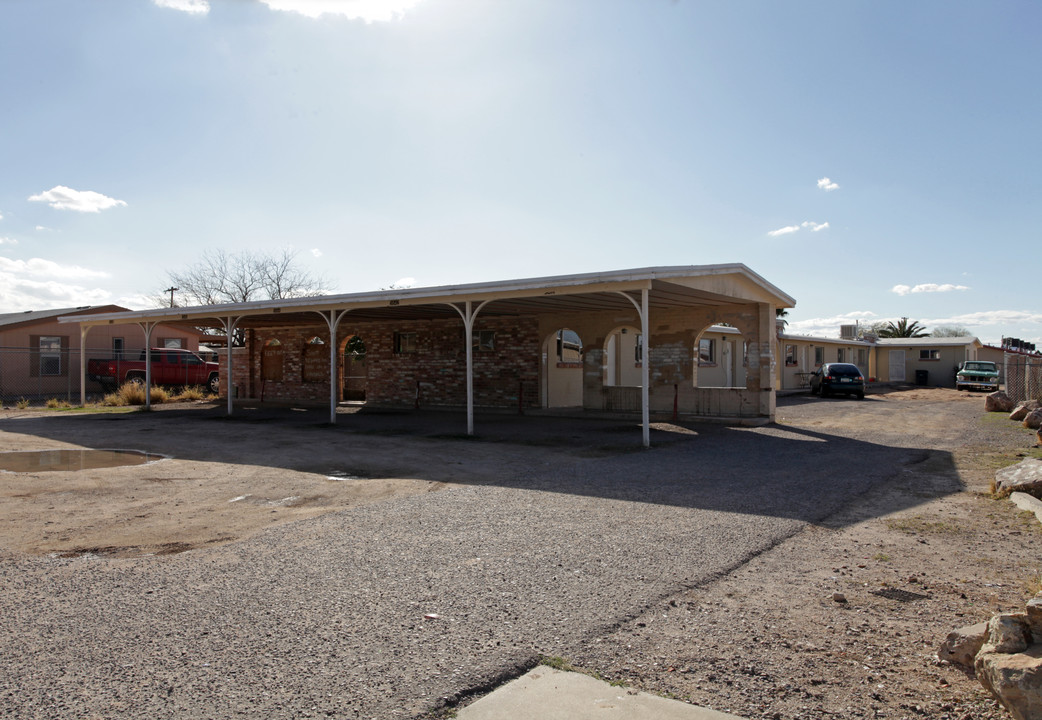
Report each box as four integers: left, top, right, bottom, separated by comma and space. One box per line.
879, 344, 977, 387
777, 337, 872, 389
0, 318, 201, 399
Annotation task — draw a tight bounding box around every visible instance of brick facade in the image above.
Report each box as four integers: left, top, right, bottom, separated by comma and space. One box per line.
225, 303, 776, 420
237, 317, 542, 409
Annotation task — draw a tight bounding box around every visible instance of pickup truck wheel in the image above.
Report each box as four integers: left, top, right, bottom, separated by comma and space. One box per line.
126, 374, 145, 387
208, 374, 220, 394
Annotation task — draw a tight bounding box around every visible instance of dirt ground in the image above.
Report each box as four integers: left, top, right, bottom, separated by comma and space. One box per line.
2, 387, 1041, 719
573, 387, 1042, 720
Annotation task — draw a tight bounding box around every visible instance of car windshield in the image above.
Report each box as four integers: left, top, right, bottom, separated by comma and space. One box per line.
963, 362, 995, 371
827, 364, 861, 377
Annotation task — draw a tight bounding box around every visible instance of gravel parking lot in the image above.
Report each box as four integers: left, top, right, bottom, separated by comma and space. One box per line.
0, 389, 1036, 719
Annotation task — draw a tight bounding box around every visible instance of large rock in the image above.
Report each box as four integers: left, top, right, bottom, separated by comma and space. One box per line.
982, 613, 1035, 654
1029, 596, 1042, 642
988, 391, 1016, 413
1011, 400, 1042, 421
939, 622, 988, 669
975, 649, 1042, 720
1025, 409, 1042, 430
995, 459, 1042, 496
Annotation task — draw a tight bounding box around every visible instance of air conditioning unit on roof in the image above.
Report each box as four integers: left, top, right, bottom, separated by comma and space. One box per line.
840, 324, 858, 339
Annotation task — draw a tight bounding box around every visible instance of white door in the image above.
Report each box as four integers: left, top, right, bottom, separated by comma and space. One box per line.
889, 350, 906, 382
722, 341, 733, 387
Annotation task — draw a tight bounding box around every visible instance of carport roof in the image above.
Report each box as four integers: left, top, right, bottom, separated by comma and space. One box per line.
60, 264, 795, 332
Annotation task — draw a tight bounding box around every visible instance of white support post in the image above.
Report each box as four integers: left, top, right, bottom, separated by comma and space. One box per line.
448, 300, 490, 436
616, 288, 652, 448
139, 322, 156, 410
221, 317, 241, 416
640, 288, 650, 448
315, 309, 350, 425
79, 325, 90, 407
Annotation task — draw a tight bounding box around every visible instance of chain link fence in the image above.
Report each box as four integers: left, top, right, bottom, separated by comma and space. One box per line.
0, 347, 210, 407
1004, 353, 1042, 403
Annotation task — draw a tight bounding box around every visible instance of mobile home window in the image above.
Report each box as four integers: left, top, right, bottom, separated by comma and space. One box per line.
814, 347, 824, 365
40, 336, 62, 376
919, 349, 940, 360
837, 348, 845, 362
785, 344, 797, 366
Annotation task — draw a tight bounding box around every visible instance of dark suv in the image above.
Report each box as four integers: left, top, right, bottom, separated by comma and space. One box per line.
810, 363, 865, 399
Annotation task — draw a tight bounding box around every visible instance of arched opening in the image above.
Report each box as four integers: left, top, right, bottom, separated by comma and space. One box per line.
341, 335, 367, 402
542, 328, 583, 408
603, 326, 642, 387
694, 324, 747, 388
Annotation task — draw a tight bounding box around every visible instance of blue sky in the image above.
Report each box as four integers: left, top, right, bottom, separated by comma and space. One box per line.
1, 0, 1038, 346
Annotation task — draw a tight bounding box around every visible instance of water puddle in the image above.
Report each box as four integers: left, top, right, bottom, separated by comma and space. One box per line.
326, 470, 367, 482
0, 449, 165, 473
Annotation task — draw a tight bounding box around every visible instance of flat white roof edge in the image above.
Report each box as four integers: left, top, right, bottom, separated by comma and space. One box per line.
60, 263, 794, 326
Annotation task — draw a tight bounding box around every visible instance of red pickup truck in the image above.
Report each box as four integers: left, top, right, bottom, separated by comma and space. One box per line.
88, 348, 221, 393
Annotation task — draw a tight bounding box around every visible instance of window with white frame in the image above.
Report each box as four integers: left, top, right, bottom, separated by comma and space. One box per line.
814, 347, 824, 365
39, 336, 62, 376
919, 349, 940, 360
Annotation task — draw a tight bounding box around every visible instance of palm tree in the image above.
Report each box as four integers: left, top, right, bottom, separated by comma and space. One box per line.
877, 317, 929, 338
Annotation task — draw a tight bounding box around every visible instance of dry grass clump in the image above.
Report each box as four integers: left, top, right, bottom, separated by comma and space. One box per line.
102, 383, 170, 407
102, 383, 213, 407
45, 398, 72, 410
170, 386, 209, 402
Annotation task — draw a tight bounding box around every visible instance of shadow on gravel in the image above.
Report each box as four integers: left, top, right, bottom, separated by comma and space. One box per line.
0, 401, 961, 531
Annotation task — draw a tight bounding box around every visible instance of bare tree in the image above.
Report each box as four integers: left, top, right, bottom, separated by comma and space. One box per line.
166, 249, 330, 307
931, 325, 972, 337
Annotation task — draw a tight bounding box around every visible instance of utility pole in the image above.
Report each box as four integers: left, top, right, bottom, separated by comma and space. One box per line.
165, 287, 178, 308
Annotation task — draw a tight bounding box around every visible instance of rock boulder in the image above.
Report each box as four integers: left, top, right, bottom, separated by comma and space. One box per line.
939, 622, 988, 669
988, 391, 1016, 413
995, 459, 1042, 497
1025, 409, 1042, 430
975, 650, 1042, 720
1011, 400, 1042, 421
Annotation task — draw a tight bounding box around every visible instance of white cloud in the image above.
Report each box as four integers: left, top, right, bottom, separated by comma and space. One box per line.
258, 0, 425, 21
393, 276, 416, 288
767, 221, 829, 237
28, 186, 127, 213
154, 0, 209, 13
927, 310, 1042, 327
817, 177, 840, 192
0, 255, 112, 312
785, 311, 879, 338
311, 248, 323, 258
891, 283, 970, 296
0, 237, 17, 245
767, 225, 800, 237
0, 256, 109, 280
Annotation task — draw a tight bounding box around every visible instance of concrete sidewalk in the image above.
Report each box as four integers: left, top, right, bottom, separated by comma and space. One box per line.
456, 667, 745, 720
